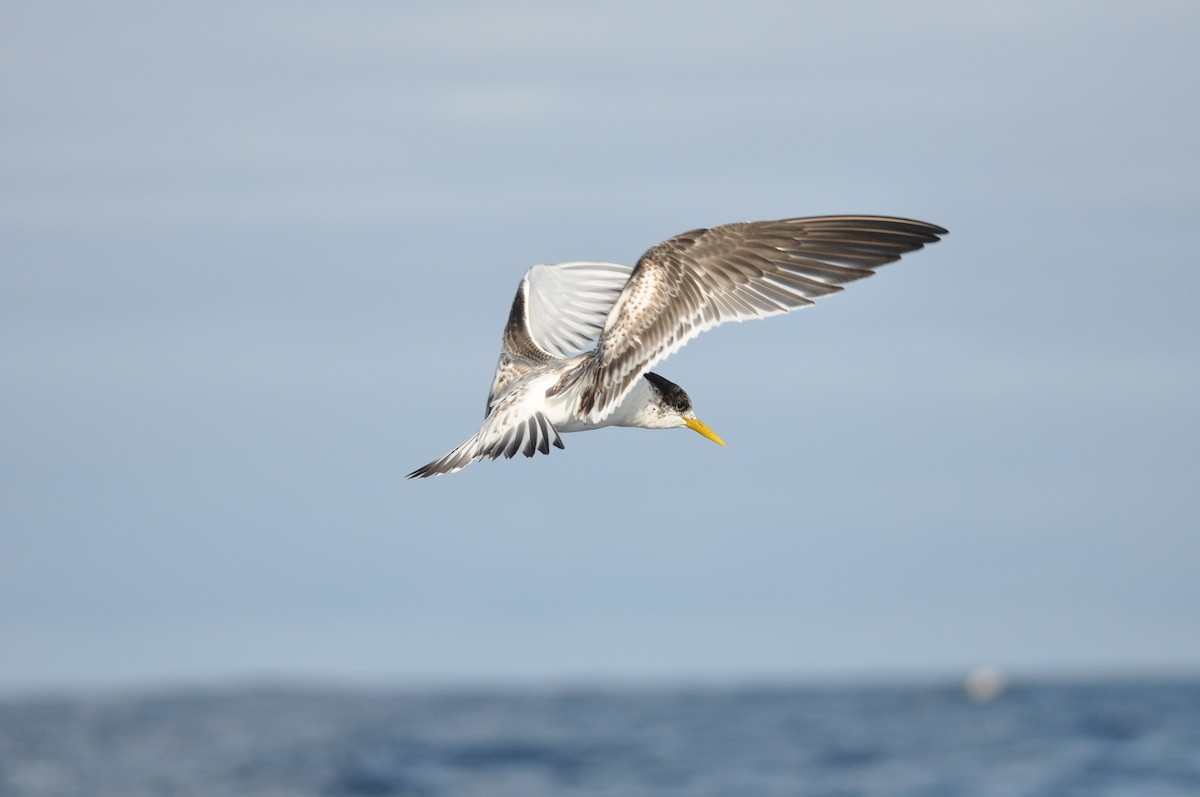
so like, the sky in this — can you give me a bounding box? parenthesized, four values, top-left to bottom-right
(2, 1, 1198, 693)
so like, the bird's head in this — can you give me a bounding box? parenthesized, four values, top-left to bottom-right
(642, 372, 726, 446)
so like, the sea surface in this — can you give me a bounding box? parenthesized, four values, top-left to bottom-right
(1, 679, 1198, 797)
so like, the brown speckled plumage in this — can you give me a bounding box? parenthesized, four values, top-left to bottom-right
(409, 215, 946, 478)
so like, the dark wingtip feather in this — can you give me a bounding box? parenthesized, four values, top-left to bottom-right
(406, 464, 433, 479)
(407, 411, 565, 479)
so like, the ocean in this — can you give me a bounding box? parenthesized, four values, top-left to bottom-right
(1, 679, 1197, 796)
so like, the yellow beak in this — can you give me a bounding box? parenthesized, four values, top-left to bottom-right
(684, 415, 727, 447)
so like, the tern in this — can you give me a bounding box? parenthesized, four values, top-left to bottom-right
(408, 215, 946, 478)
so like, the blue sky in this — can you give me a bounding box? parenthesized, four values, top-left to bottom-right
(3, 1, 1198, 692)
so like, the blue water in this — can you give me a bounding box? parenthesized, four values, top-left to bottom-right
(1, 680, 1198, 796)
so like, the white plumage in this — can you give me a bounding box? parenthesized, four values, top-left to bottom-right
(409, 215, 947, 478)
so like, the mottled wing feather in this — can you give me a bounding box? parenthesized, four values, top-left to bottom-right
(486, 261, 633, 414)
(573, 216, 948, 421)
(407, 385, 566, 479)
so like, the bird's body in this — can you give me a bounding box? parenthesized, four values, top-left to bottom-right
(408, 215, 947, 478)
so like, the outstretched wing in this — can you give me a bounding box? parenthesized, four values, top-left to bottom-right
(487, 261, 633, 411)
(570, 216, 948, 421)
(408, 381, 566, 479)
(521, 261, 635, 358)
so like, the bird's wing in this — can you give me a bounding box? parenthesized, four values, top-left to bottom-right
(408, 380, 566, 479)
(511, 261, 635, 359)
(487, 261, 633, 411)
(568, 216, 948, 422)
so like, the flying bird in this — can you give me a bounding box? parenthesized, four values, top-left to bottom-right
(408, 215, 947, 478)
